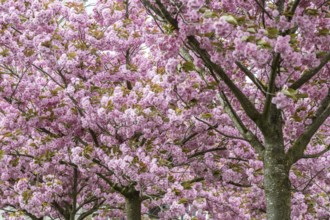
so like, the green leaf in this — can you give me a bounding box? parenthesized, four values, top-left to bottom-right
(22, 190, 32, 204)
(241, 35, 256, 42)
(23, 49, 35, 57)
(0, 48, 10, 57)
(67, 52, 77, 59)
(201, 113, 213, 119)
(318, 28, 329, 36)
(173, 138, 182, 145)
(0, 150, 4, 160)
(236, 16, 246, 25)
(305, 8, 318, 16)
(175, 107, 182, 115)
(150, 84, 164, 93)
(292, 113, 302, 122)
(221, 15, 238, 25)
(9, 157, 19, 167)
(283, 88, 298, 97)
(178, 198, 189, 204)
(163, 24, 176, 34)
(256, 39, 272, 49)
(168, 175, 175, 182)
(182, 61, 195, 72)
(189, 98, 198, 106)
(266, 28, 279, 38)
(203, 32, 215, 38)
(283, 88, 308, 101)
(247, 28, 256, 33)
(204, 10, 218, 18)
(296, 93, 308, 99)
(316, 51, 327, 58)
(83, 145, 93, 159)
(173, 188, 181, 196)
(181, 182, 193, 190)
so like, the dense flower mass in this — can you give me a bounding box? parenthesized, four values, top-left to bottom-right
(0, 0, 329, 219)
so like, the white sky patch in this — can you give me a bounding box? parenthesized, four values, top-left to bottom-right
(84, 0, 97, 14)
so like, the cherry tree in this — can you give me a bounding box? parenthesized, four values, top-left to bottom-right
(0, 0, 329, 219)
(0, 0, 239, 219)
(139, 0, 330, 219)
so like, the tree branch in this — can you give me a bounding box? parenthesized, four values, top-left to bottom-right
(188, 147, 227, 159)
(154, 0, 178, 29)
(276, 0, 285, 13)
(96, 173, 125, 195)
(140, 0, 167, 24)
(263, 53, 280, 118)
(287, 0, 301, 21)
(235, 61, 267, 96)
(76, 196, 98, 212)
(287, 90, 330, 164)
(301, 168, 325, 192)
(52, 201, 69, 219)
(227, 181, 252, 188)
(195, 117, 247, 141)
(302, 145, 330, 159)
(88, 128, 100, 148)
(218, 92, 265, 158)
(187, 35, 262, 123)
(143, 0, 261, 123)
(253, 0, 273, 19)
(70, 168, 78, 220)
(32, 64, 65, 89)
(77, 199, 105, 220)
(289, 51, 330, 90)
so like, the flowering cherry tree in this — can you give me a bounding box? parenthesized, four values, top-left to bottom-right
(0, 0, 329, 220)
(0, 0, 242, 219)
(140, 0, 330, 219)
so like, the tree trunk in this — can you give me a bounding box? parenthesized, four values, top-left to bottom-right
(125, 191, 141, 220)
(264, 146, 291, 220)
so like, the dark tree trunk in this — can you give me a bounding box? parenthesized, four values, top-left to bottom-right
(264, 147, 291, 220)
(125, 191, 141, 220)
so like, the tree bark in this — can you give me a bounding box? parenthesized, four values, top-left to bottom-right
(264, 143, 291, 220)
(125, 191, 141, 220)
